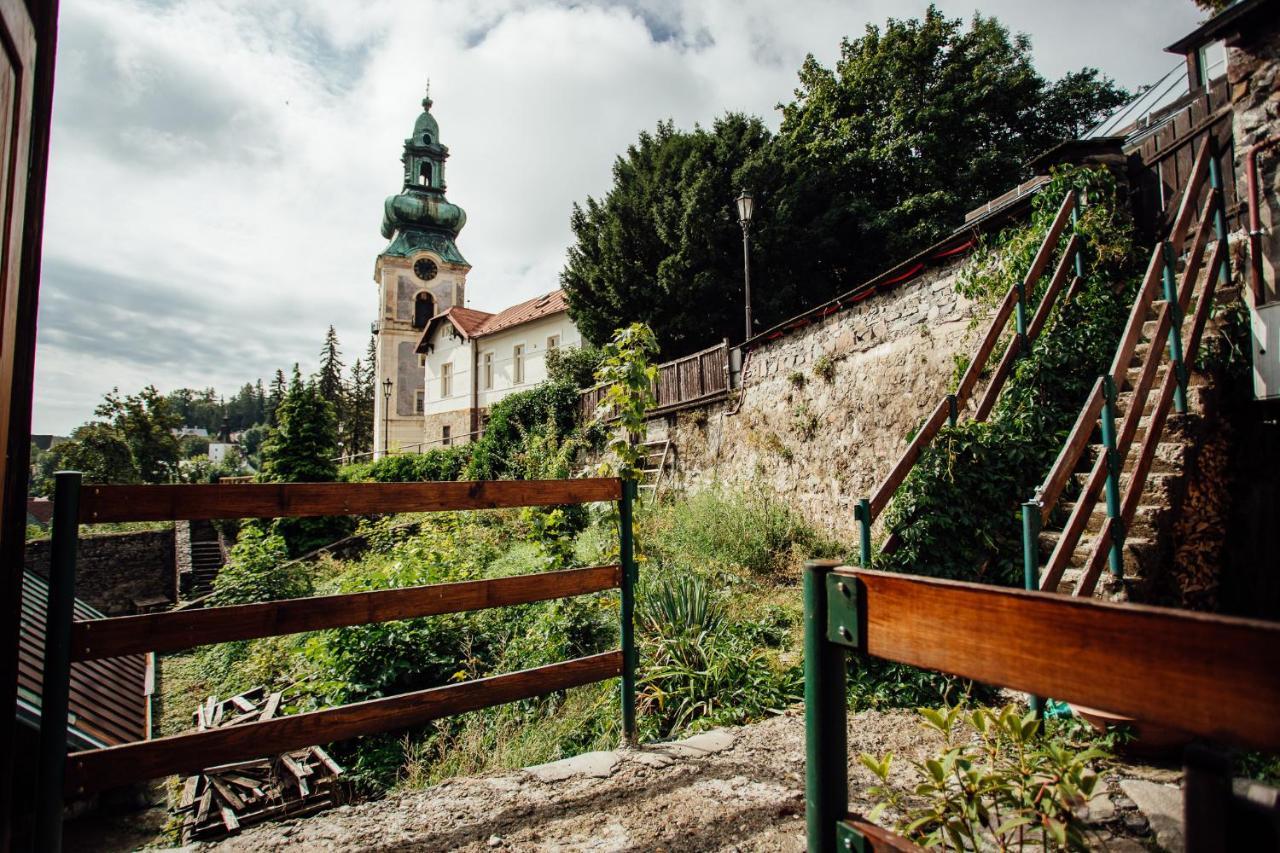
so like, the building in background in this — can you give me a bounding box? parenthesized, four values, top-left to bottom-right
(372, 91, 583, 456)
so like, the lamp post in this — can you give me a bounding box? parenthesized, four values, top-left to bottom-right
(736, 190, 755, 341)
(382, 377, 393, 458)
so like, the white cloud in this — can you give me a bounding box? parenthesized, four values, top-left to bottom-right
(33, 0, 1203, 433)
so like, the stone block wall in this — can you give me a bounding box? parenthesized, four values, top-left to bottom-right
(659, 261, 987, 541)
(26, 528, 176, 616)
(1229, 18, 1280, 302)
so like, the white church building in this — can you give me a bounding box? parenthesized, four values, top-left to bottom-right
(372, 90, 582, 456)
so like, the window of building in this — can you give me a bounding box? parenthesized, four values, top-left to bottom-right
(442, 425, 451, 446)
(418, 354, 426, 367)
(414, 389, 425, 414)
(547, 334, 560, 351)
(413, 291, 434, 329)
(513, 345, 524, 385)
(419, 162, 432, 187)
(482, 352, 494, 389)
(440, 362, 452, 398)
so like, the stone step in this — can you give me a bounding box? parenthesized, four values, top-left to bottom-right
(1036, 530, 1158, 575)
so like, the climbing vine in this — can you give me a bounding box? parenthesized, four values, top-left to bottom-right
(876, 166, 1141, 585)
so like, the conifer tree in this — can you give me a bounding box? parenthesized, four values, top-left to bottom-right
(258, 365, 338, 484)
(317, 326, 345, 410)
(266, 369, 287, 425)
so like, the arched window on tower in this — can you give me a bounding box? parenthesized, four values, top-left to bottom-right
(418, 162, 432, 187)
(414, 291, 435, 329)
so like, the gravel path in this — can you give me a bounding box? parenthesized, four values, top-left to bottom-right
(177, 708, 1164, 852)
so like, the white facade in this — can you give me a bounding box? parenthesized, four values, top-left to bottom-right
(418, 299, 583, 447)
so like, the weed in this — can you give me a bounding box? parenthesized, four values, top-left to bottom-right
(813, 353, 836, 383)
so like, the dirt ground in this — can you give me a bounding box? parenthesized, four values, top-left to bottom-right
(64, 707, 1163, 852)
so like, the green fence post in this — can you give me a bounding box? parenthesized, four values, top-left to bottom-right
(804, 560, 848, 853)
(37, 471, 82, 853)
(1020, 500, 1043, 717)
(619, 478, 637, 744)
(1015, 279, 1028, 355)
(946, 393, 958, 428)
(1207, 139, 1231, 288)
(855, 498, 871, 568)
(1162, 241, 1189, 413)
(1100, 377, 1124, 577)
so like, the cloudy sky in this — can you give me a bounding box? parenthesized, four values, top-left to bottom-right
(32, 0, 1205, 434)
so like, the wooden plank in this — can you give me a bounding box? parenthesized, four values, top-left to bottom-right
(868, 396, 950, 519)
(1037, 378, 1104, 519)
(260, 692, 281, 721)
(841, 569, 1280, 751)
(955, 285, 1020, 404)
(77, 478, 625, 523)
(841, 815, 926, 852)
(1167, 140, 1211, 254)
(72, 564, 621, 661)
(1039, 451, 1107, 593)
(1108, 246, 1164, 388)
(1072, 516, 1115, 598)
(65, 651, 622, 795)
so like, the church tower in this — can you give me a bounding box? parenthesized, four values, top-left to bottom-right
(372, 88, 470, 457)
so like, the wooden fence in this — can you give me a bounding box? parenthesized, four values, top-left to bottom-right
(579, 341, 731, 421)
(1129, 77, 1241, 243)
(803, 563, 1280, 851)
(33, 475, 637, 852)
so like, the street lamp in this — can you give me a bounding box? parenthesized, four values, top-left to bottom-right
(736, 189, 755, 341)
(382, 377, 393, 457)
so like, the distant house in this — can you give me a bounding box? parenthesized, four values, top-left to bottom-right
(416, 290, 581, 447)
(174, 427, 209, 439)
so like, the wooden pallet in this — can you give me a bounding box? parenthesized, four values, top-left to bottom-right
(175, 688, 343, 843)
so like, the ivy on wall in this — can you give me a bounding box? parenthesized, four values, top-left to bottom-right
(875, 166, 1141, 585)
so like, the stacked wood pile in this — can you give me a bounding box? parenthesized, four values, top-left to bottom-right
(174, 688, 343, 843)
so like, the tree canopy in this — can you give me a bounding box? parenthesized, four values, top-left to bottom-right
(561, 6, 1129, 357)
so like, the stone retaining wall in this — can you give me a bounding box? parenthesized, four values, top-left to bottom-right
(26, 528, 176, 616)
(657, 260, 987, 541)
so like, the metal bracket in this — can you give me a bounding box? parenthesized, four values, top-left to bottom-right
(836, 821, 870, 852)
(826, 573, 859, 648)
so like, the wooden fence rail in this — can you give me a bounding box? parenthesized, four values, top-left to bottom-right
(36, 476, 637, 851)
(803, 562, 1280, 852)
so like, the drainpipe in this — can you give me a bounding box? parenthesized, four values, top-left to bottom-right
(1246, 134, 1280, 304)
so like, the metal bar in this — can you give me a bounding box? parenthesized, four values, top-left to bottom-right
(618, 479, 637, 744)
(37, 471, 83, 853)
(1015, 280, 1028, 355)
(1072, 200, 1086, 278)
(804, 560, 848, 853)
(1100, 377, 1124, 577)
(946, 394, 957, 427)
(1020, 501, 1043, 716)
(1207, 138, 1232, 288)
(1162, 241, 1189, 413)
(857, 498, 872, 567)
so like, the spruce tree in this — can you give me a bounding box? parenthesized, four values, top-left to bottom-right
(317, 326, 345, 410)
(258, 365, 338, 484)
(266, 369, 287, 425)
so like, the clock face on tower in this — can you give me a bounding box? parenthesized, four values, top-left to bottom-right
(414, 258, 439, 281)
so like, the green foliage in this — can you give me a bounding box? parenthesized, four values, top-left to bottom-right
(877, 166, 1138, 584)
(32, 423, 138, 494)
(643, 485, 843, 575)
(209, 524, 310, 606)
(561, 8, 1128, 355)
(177, 449, 249, 484)
(258, 366, 340, 484)
(636, 572, 799, 738)
(464, 381, 581, 481)
(592, 323, 658, 480)
(812, 354, 836, 383)
(339, 446, 472, 483)
(95, 385, 183, 482)
(861, 705, 1108, 850)
(545, 344, 604, 388)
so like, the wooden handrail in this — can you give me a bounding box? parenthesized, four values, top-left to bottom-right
(78, 478, 624, 523)
(1107, 246, 1165, 389)
(1039, 450, 1108, 591)
(65, 651, 623, 795)
(70, 564, 622, 661)
(974, 234, 1080, 421)
(868, 396, 950, 519)
(1167, 139, 1213, 255)
(1036, 377, 1105, 519)
(837, 568, 1280, 751)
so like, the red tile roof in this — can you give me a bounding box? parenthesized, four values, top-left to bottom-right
(474, 290, 567, 337)
(442, 306, 493, 336)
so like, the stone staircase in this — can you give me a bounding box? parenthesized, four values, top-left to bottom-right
(180, 519, 227, 599)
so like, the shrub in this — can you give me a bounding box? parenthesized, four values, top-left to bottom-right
(546, 344, 604, 388)
(210, 523, 310, 606)
(338, 445, 471, 483)
(464, 380, 581, 480)
(861, 705, 1108, 851)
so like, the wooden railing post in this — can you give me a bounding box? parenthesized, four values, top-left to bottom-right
(618, 479, 638, 744)
(1207, 137, 1232, 288)
(37, 471, 82, 853)
(1162, 240, 1190, 413)
(803, 560, 848, 853)
(1100, 377, 1125, 577)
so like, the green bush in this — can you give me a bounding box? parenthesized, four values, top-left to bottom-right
(338, 445, 471, 483)
(546, 344, 604, 388)
(210, 523, 310, 606)
(464, 380, 581, 480)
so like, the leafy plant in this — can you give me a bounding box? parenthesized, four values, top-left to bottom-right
(339, 445, 472, 483)
(861, 705, 1109, 850)
(791, 403, 820, 441)
(813, 354, 837, 383)
(787, 370, 806, 388)
(592, 322, 658, 480)
(209, 524, 310, 606)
